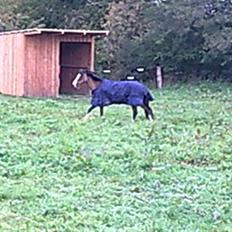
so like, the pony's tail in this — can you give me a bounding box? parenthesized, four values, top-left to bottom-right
(146, 91, 154, 102)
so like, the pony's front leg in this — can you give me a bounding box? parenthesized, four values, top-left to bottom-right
(83, 105, 96, 121)
(131, 106, 138, 121)
(100, 106, 104, 116)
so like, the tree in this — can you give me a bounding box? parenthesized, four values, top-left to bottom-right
(102, 0, 148, 77)
(1, 0, 232, 81)
(101, 0, 232, 81)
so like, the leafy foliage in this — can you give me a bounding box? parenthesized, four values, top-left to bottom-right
(102, 0, 232, 81)
(1, 0, 232, 81)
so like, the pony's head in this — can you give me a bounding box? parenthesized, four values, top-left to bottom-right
(72, 69, 102, 88)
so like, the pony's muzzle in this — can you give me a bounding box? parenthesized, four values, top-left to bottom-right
(72, 84, 80, 89)
(72, 79, 79, 89)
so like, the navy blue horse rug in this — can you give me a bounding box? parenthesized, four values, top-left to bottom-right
(92, 79, 153, 107)
(72, 70, 154, 120)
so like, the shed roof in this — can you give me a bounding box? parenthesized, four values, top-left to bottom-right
(0, 28, 109, 37)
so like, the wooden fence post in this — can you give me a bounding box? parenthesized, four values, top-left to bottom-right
(156, 64, 163, 89)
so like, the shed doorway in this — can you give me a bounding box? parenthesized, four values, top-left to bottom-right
(59, 42, 91, 95)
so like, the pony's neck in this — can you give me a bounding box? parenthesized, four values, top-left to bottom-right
(86, 77, 101, 91)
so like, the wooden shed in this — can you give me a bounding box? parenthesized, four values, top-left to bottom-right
(0, 28, 108, 97)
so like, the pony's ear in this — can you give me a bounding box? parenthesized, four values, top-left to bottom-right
(79, 68, 87, 74)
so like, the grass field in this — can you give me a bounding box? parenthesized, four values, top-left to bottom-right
(0, 82, 231, 232)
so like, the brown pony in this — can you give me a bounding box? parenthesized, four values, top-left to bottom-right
(72, 69, 154, 121)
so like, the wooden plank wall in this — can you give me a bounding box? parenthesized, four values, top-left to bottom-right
(24, 34, 59, 97)
(0, 34, 25, 96)
(90, 36, 95, 71)
(24, 33, 93, 97)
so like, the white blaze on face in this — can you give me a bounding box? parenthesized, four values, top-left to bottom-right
(72, 73, 82, 88)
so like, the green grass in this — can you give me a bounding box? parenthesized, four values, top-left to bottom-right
(0, 82, 232, 232)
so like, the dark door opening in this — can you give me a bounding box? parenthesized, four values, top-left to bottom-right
(59, 42, 91, 95)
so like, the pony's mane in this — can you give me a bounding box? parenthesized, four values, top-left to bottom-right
(86, 70, 103, 81)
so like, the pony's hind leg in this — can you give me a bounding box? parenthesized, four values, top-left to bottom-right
(143, 98, 154, 121)
(141, 104, 154, 121)
(132, 106, 138, 121)
(148, 106, 154, 120)
(144, 107, 150, 119)
(142, 105, 150, 120)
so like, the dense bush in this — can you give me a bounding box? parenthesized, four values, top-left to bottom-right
(1, 0, 232, 82)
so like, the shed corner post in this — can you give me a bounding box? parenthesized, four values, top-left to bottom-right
(90, 36, 95, 71)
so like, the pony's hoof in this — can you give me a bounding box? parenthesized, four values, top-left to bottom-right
(82, 114, 90, 121)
